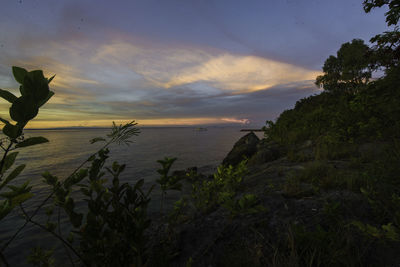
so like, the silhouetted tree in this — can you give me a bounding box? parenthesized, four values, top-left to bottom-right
(364, 0, 400, 69)
(316, 39, 372, 92)
(363, 0, 400, 26)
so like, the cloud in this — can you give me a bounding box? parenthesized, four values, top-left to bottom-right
(163, 53, 320, 92)
(0, 31, 321, 128)
(221, 118, 250, 124)
(90, 39, 320, 93)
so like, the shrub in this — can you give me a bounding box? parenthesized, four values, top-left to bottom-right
(191, 160, 248, 213)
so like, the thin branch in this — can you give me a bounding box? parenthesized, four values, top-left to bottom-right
(1, 190, 54, 252)
(0, 141, 14, 181)
(1, 140, 114, 252)
(19, 205, 89, 267)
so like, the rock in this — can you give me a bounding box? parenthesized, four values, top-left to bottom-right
(248, 139, 284, 166)
(222, 132, 260, 166)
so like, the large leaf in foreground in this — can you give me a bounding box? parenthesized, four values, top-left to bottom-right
(16, 137, 49, 148)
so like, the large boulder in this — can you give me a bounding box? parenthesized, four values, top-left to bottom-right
(222, 132, 260, 166)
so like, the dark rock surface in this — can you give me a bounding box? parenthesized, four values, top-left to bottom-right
(222, 132, 260, 166)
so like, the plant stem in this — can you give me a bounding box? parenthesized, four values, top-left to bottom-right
(19, 205, 89, 267)
(1, 140, 114, 252)
(1, 190, 54, 252)
(0, 141, 13, 181)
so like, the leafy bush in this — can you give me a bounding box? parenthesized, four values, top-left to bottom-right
(191, 160, 248, 213)
(42, 149, 153, 266)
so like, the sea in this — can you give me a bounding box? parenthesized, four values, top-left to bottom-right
(0, 126, 263, 265)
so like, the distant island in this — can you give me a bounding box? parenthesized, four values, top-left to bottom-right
(240, 128, 264, 132)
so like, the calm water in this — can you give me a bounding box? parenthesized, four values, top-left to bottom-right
(0, 127, 261, 265)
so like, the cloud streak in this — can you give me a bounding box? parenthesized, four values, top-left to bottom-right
(0, 0, 386, 128)
(0, 34, 321, 127)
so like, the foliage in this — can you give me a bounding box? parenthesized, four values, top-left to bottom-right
(0, 66, 53, 232)
(287, 223, 369, 267)
(363, 0, 400, 26)
(2, 1, 400, 265)
(265, 65, 400, 155)
(315, 39, 372, 92)
(265, 1, 400, 152)
(156, 157, 183, 213)
(364, 1, 400, 69)
(168, 197, 189, 225)
(0, 108, 148, 266)
(191, 160, 248, 213)
(351, 221, 399, 241)
(222, 193, 266, 218)
(369, 29, 400, 68)
(39, 123, 152, 266)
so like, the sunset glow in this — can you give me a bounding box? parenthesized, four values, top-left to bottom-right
(0, 0, 388, 128)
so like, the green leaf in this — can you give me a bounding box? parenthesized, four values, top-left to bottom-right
(10, 96, 39, 123)
(24, 70, 50, 102)
(1, 152, 19, 174)
(73, 169, 88, 184)
(0, 89, 17, 103)
(382, 223, 399, 241)
(2, 123, 22, 139)
(42, 171, 58, 186)
(134, 179, 145, 191)
(38, 91, 54, 107)
(89, 137, 106, 144)
(12, 66, 28, 84)
(16, 136, 49, 148)
(0, 200, 12, 220)
(69, 212, 83, 228)
(47, 74, 56, 84)
(11, 192, 34, 207)
(0, 164, 26, 190)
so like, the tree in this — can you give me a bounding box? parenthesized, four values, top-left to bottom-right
(315, 39, 372, 92)
(363, 0, 400, 26)
(363, 0, 400, 69)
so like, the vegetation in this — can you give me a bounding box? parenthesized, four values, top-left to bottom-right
(156, 157, 183, 214)
(256, 1, 400, 266)
(1, 0, 400, 266)
(191, 160, 248, 214)
(0, 66, 154, 266)
(315, 39, 372, 93)
(0, 67, 255, 266)
(0, 67, 54, 264)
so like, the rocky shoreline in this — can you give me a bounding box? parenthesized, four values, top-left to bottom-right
(147, 132, 400, 267)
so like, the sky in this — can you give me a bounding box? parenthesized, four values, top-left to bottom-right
(0, 0, 390, 128)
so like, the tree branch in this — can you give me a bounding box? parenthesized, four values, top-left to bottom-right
(19, 204, 88, 267)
